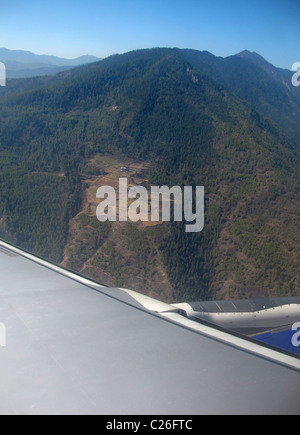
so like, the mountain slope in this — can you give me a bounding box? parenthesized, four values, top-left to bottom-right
(0, 48, 299, 302)
(0, 48, 101, 78)
(182, 49, 300, 147)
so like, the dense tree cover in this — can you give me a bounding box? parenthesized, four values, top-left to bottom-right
(0, 48, 299, 301)
(182, 49, 300, 150)
(0, 169, 77, 261)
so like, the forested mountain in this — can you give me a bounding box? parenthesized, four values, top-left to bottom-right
(183, 49, 300, 146)
(0, 47, 299, 302)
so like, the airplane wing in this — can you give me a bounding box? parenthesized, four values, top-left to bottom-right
(0, 239, 299, 415)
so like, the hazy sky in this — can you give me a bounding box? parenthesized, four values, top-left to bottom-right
(0, 0, 299, 68)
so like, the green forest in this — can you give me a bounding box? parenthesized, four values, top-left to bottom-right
(0, 48, 299, 302)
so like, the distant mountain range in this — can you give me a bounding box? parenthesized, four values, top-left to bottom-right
(0, 48, 101, 78)
(0, 47, 299, 302)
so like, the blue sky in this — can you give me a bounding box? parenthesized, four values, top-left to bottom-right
(0, 0, 299, 68)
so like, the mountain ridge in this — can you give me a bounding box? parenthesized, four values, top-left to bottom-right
(0, 47, 100, 65)
(182, 48, 300, 147)
(0, 48, 101, 78)
(0, 47, 299, 302)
